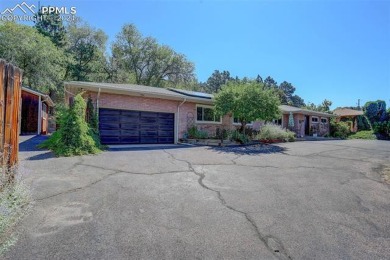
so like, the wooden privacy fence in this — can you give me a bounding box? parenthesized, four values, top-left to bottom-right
(0, 59, 22, 176)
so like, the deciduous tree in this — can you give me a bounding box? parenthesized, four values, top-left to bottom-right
(0, 22, 65, 95)
(66, 19, 108, 82)
(214, 82, 280, 132)
(112, 24, 195, 87)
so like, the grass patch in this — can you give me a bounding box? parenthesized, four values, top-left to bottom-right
(348, 130, 377, 140)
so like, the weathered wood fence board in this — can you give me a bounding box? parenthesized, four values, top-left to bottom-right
(0, 59, 22, 175)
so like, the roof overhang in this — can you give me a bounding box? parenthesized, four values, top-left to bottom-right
(22, 86, 54, 107)
(64, 81, 214, 105)
(280, 107, 334, 117)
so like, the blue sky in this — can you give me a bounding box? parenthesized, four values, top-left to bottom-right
(1, 0, 390, 109)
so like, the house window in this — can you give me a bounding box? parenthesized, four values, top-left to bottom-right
(196, 105, 221, 123)
(233, 117, 253, 125)
(321, 118, 327, 123)
(272, 119, 282, 125)
(311, 116, 319, 123)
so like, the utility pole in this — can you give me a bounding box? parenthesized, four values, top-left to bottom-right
(357, 99, 361, 110)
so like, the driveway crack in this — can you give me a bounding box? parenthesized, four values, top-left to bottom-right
(163, 150, 292, 259)
(34, 164, 192, 201)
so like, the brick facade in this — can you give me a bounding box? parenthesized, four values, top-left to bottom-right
(83, 91, 231, 142)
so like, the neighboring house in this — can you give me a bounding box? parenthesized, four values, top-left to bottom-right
(21, 87, 54, 135)
(333, 108, 364, 132)
(279, 105, 332, 137)
(64, 82, 332, 144)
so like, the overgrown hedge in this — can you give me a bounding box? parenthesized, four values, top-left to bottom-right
(40, 94, 103, 156)
(330, 119, 350, 139)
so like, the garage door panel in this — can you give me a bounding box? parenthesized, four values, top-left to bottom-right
(158, 118, 174, 124)
(100, 116, 120, 123)
(100, 122, 120, 129)
(99, 108, 174, 145)
(100, 136, 120, 144)
(140, 118, 158, 124)
(140, 137, 158, 144)
(140, 130, 158, 136)
(158, 130, 173, 136)
(100, 129, 121, 136)
(120, 137, 140, 144)
(120, 130, 139, 136)
(121, 123, 139, 130)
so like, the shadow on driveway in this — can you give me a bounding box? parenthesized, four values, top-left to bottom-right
(19, 135, 55, 160)
(108, 144, 195, 152)
(208, 144, 287, 155)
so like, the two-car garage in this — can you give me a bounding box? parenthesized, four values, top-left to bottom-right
(99, 108, 175, 145)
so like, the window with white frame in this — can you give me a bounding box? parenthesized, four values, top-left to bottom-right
(321, 118, 328, 123)
(311, 116, 319, 123)
(196, 105, 221, 123)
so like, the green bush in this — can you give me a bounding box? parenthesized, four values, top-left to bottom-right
(40, 94, 103, 156)
(186, 125, 209, 139)
(373, 121, 390, 138)
(0, 172, 31, 255)
(231, 130, 249, 144)
(330, 119, 350, 139)
(348, 130, 377, 140)
(257, 124, 295, 142)
(357, 115, 371, 131)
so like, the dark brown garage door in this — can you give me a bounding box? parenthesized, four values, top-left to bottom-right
(99, 108, 175, 144)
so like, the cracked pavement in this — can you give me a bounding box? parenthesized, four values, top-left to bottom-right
(5, 136, 390, 259)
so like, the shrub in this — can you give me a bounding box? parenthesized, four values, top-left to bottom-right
(257, 124, 295, 142)
(373, 121, 390, 139)
(231, 130, 249, 144)
(330, 119, 350, 139)
(357, 115, 371, 131)
(186, 125, 208, 139)
(40, 94, 103, 156)
(364, 100, 387, 124)
(216, 128, 229, 140)
(0, 169, 32, 255)
(348, 130, 377, 140)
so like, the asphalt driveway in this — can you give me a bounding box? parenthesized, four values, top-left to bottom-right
(5, 136, 390, 259)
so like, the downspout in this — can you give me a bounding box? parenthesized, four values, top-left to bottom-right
(37, 95, 42, 135)
(176, 98, 187, 144)
(96, 88, 101, 115)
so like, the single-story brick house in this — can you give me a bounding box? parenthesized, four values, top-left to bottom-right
(21, 87, 54, 135)
(279, 105, 333, 137)
(64, 81, 332, 144)
(333, 108, 364, 132)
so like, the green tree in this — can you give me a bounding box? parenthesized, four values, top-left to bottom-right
(364, 100, 387, 124)
(34, 10, 66, 48)
(290, 95, 306, 107)
(214, 82, 281, 132)
(304, 99, 333, 112)
(112, 24, 195, 87)
(66, 19, 108, 82)
(264, 76, 278, 88)
(0, 22, 65, 95)
(319, 99, 332, 112)
(205, 70, 233, 93)
(278, 81, 296, 104)
(255, 74, 263, 83)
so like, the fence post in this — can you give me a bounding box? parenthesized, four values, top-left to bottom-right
(0, 60, 5, 168)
